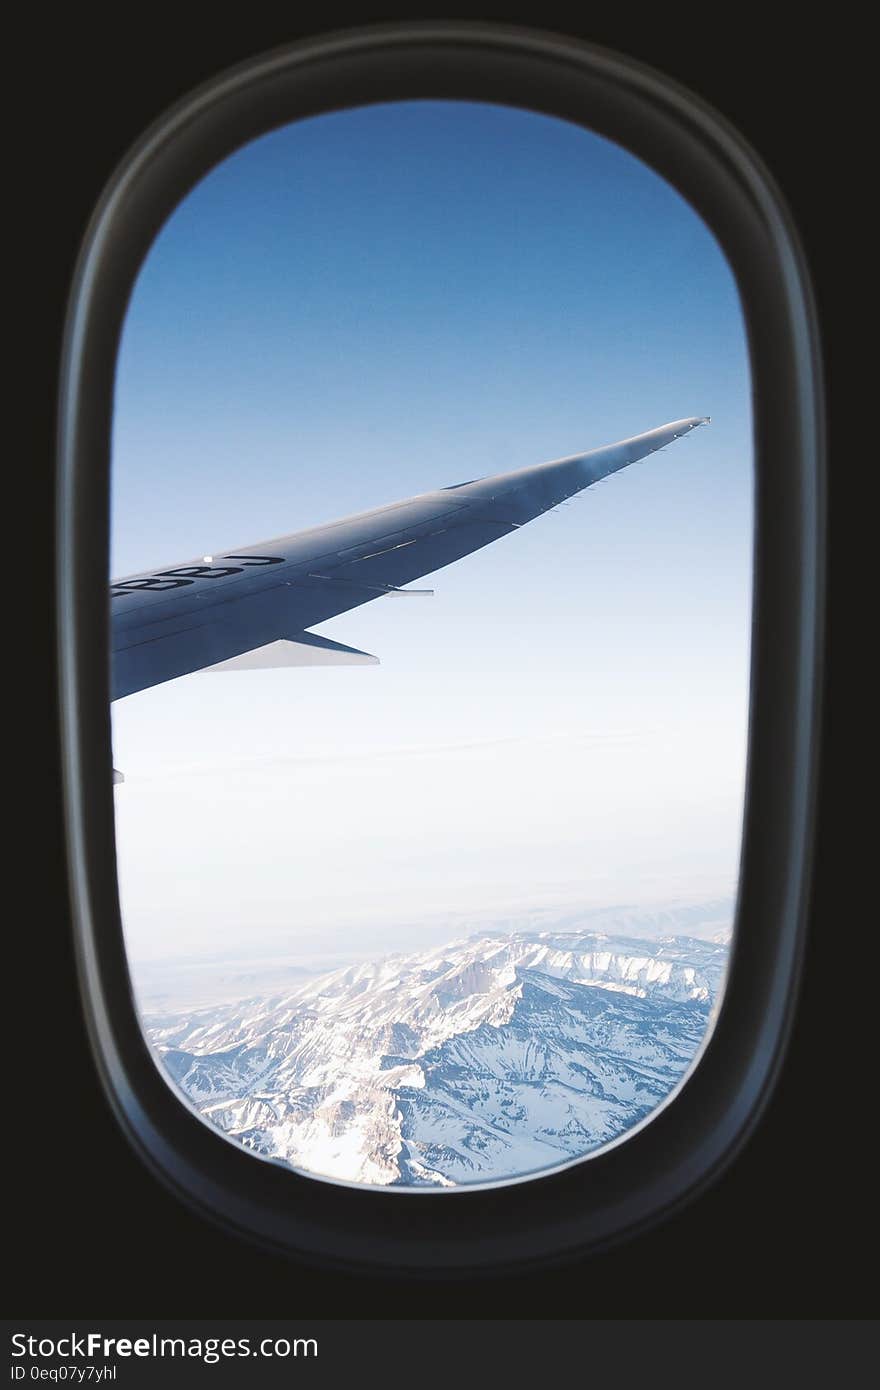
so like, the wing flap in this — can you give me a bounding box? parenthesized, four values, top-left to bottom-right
(205, 634, 378, 670)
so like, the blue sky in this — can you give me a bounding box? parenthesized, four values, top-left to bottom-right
(111, 101, 752, 969)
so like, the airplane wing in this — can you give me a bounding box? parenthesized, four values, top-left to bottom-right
(111, 417, 708, 700)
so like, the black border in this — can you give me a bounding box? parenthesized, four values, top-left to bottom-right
(57, 21, 824, 1275)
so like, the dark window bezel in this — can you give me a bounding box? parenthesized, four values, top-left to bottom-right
(57, 21, 824, 1275)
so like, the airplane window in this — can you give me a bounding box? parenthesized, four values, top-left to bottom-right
(109, 99, 752, 1191)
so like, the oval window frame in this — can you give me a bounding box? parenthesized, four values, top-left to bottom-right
(57, 21, 824, 1274)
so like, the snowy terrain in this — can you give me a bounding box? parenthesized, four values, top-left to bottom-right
(144, 928, 729, 1187)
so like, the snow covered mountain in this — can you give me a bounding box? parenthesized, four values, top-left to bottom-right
(144, 929, 728, 1188)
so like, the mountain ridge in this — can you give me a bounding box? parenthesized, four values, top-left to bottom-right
(145, 928, 726, 1187)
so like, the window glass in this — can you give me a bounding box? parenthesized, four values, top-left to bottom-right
(111, 101, 751, 1188)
